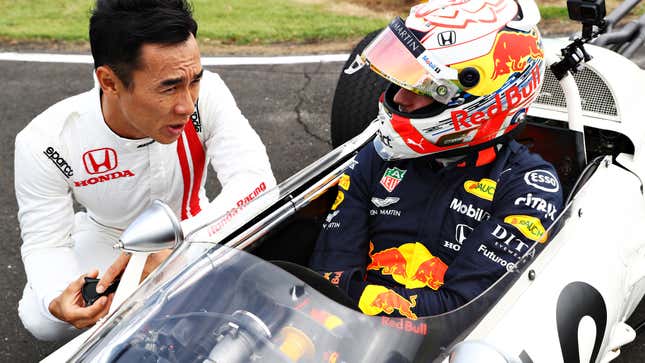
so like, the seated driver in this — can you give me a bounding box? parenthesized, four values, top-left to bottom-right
(310, 0, 563, 319)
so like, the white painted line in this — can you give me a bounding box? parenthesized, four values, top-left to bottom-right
(0, 52, 350, 65)
(0, 53, 93, 64)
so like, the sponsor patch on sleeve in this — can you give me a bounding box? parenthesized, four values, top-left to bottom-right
(504, 214, 548, 242)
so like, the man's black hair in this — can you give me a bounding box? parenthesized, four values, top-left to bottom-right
(90, 0, 198, 87)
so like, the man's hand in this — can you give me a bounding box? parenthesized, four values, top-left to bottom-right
(48, 269, 114, 329)
(96, 249, 173, 294)
(97, 252, 131, 294)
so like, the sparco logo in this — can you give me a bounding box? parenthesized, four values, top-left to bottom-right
(43, 147, 73, 178)
(83, 148, 118, 174)
(190, 103, 202, 132)
(450, 198, 491, 221)
(524, 169, 559, 192)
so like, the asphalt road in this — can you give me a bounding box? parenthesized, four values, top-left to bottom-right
(1, 47, 644, 362)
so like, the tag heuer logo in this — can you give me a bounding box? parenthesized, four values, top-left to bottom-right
(380, 167, 406, 192)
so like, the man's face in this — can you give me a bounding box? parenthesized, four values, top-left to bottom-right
(112, 34, 203, 144)
(393, 87, 434, 113)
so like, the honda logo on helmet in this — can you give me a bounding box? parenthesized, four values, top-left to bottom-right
(437, 31, 456, 46)
(83, 148, 118, 174)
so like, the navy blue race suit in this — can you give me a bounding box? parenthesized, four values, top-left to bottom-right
(309, 140, 563, 319)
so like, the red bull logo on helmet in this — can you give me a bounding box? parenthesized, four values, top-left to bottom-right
(359, 285, 419, 319)
(451, 64, 541, 132)
(367, 242, 448, 290)
(492, 30, 543, 80)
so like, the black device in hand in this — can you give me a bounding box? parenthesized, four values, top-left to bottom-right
(82, 277, 120, 306)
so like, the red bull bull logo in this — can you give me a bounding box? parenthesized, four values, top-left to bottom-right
(492, 31, 543, 80)
(367, 242, 447, 290)
(367, 243, 408, 277)
(410, 258, 449, 290)
(359, 285, 419, 319)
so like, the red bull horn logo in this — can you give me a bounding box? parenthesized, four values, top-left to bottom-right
(359, 285, 419, 319)
(367, 242, 448, 290)
(492, 30, 543, 80)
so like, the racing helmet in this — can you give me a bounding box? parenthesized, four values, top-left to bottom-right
(354, 0, 545, 160)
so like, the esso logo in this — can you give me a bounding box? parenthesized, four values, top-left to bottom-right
(524, 169, 559, 192)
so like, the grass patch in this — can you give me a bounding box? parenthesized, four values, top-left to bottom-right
(0, 0, 642, 44)
(193, 1, 387, 44)
(0, 0, 388, 44)
(540, 6, 570, 20)
(0, 0, 93, 40)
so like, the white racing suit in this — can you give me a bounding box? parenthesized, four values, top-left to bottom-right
(14, 70, 276, 340)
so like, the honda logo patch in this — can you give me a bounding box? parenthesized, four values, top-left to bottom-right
(437, 31, 456, 46)
(83, 148, 118, 174)
(455, 224, 473, 244)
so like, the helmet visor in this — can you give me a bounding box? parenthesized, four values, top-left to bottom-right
(361, 17, 460, 104)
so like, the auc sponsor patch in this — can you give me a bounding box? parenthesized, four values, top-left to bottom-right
(504, 214, 547, 242)
(463, 178, 496, 201)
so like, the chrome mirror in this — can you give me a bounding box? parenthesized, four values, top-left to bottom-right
(114, 200, 184, 252)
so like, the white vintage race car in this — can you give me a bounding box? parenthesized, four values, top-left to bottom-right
(46, 2, 645, 362)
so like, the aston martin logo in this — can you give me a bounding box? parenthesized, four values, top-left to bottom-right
(371, 197, 401, 208)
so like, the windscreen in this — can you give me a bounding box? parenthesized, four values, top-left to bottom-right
(71, 201, 574, 363)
